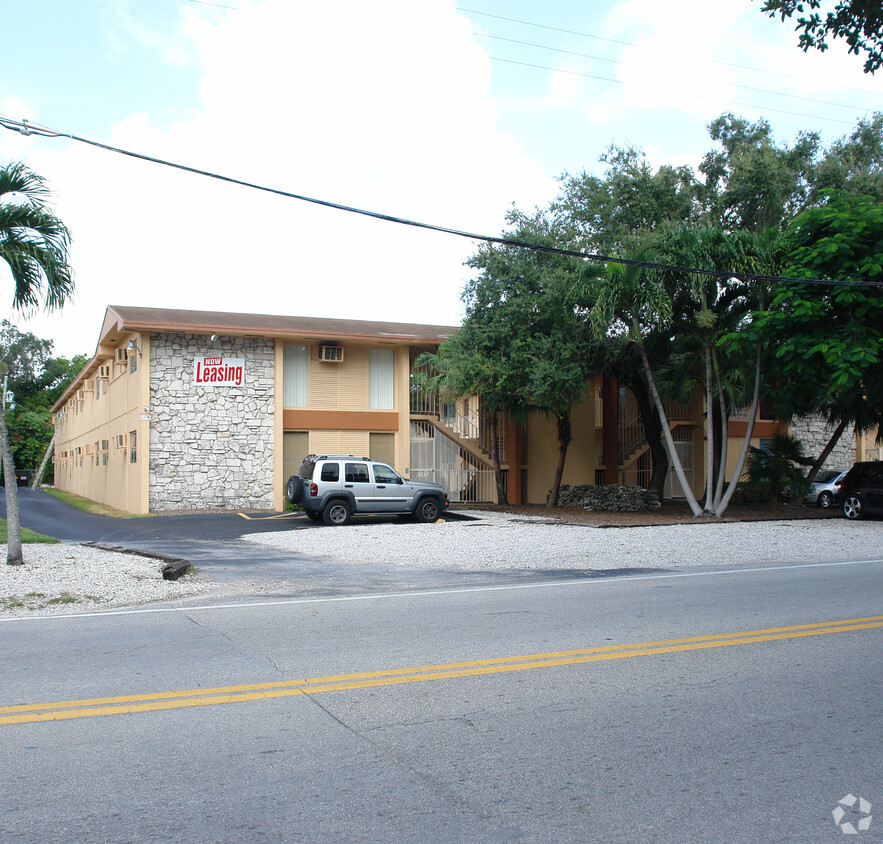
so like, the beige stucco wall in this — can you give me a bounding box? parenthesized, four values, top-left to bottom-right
(53, 336, 150, 513)
(523, 397, 599, 505)
(281, 343, 411, 477)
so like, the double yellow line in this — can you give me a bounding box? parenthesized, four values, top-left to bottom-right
(3, 616, 881, 725)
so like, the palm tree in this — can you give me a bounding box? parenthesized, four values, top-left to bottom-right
(1, 162, 74, 564)
(744, 432, 813, 504)
(583, 251, 710, 515)
(655, 226, 783, 516)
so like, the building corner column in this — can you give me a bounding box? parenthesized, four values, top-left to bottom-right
(603, 375, 619, 485)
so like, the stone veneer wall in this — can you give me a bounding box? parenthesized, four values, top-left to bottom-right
(149, 333, 275, 511)
(791, 414, 855, 471)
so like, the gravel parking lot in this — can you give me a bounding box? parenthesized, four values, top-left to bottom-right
(2, 510, 880, 618)
(243, 509, 882, 570)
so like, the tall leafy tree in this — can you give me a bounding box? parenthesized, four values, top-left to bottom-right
(812, 113, 883, 203)
(758, 0, 883, 73)
(698, 114, 821, 230)
(555, 113, 879, 501)
(463, 213, 598, 506)
(422, 213, 596, 506)
(740, 193, 883, 477)
(0, 162, 75, 565)
(417, 321, 517, 505)
(555, 145, 700, 253)
(0, 322, 87, 485)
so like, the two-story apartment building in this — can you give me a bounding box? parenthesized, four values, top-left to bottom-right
(51, 305, 869, 514)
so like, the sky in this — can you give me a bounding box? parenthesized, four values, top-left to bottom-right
(1, 0, 880, 359)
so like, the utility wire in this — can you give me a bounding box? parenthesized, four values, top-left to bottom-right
(489, 57, 861, 127)
(475, 33, 865, 113)
(457, 6, 875, 97)
(1, 115, 880, 289)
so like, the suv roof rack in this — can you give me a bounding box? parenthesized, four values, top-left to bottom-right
(306, 454, 371, 461)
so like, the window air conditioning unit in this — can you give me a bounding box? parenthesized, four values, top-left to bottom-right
(115, 348, 127, 362)
(97, 365, 111, 379)
(318, 345, 344, 363)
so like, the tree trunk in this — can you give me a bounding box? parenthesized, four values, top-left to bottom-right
(807, 418, 850, 484)
(712, 367, 728, 511)
(637, 342, 703, 516)
(32, 431, 56, 490)
(0, 416, 23, 565)
(703, 338, 715, 514)
(715, 345, 763, 516)
(547, 411, 571, 508)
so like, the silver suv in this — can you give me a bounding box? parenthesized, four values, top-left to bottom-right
(286, 455, 449, 526)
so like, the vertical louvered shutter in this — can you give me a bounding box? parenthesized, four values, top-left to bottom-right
(283, 344, 309, 407)
(369, 348, 395, 409)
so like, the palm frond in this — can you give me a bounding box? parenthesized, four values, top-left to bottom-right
(0, 162, 74, 312)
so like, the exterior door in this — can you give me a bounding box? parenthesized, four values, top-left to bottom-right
(369, 462, 409, 512)
(344, 461, 375, 512)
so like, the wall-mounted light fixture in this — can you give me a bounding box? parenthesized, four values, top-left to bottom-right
(126, 339, 142, 358)
(210, 335, 218, 342)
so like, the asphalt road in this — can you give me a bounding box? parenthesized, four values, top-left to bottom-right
(2, 557, 881, 842)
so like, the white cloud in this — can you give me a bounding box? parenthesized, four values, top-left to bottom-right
(3, 0, 557, 357)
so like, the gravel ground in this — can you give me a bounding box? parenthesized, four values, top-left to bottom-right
(244, 509, 883, 570)
(0, 545, 239, 619)
(2, 510, 880, 619)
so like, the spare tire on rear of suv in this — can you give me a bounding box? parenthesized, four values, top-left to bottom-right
(286, 476, 302, 504)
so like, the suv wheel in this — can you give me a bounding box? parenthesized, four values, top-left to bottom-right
(817, 491, 833, 508)
(286, 477, 302, 504)
(842, 494, 863, 520)
(414, 498, 441, 523)
(323, 499, 352, 526)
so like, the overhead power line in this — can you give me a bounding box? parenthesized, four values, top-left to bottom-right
(1, 115, 880, 289)
(475, 33, 863, 113)
(489, 57, 860, 127)
(457, 6, 875, 97)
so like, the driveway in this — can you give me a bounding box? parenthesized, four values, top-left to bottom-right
(1, 488, 481, 590)
(2, 487, 336, 581)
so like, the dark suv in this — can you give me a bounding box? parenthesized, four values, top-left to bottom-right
(287, 455, 449, 526)
(839, 461, 883, 520)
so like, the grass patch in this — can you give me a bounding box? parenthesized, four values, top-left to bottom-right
(47, 593, 77, 605)
(46, 592, 77, 606)
(42, 488, 151, 518)
(0, 520, 59, 544)
(1, 592, 105, 612)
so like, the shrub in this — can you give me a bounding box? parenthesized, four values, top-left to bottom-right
(554, 484, 661, 511)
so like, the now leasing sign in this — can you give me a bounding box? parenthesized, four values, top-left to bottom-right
(194, 357, 245, 386)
